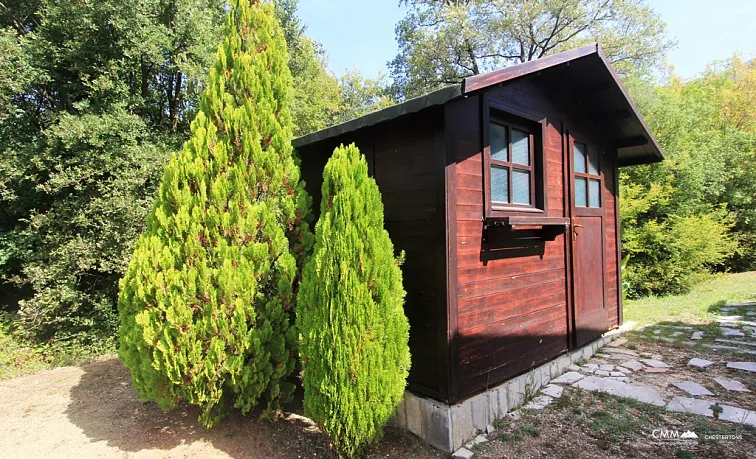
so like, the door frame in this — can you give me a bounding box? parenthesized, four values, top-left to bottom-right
(564, 126, 609, 348)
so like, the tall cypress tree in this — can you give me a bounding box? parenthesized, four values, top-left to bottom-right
(117, 0, 311, 427)
(297, 144, 410, 457)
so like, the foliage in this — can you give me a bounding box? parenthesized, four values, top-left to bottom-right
(0, 0, 226, 347)
(620, 57, 755, 297)
(297, 144, 410, 457)
(117, 0, 312, 427)
(0, 312, 115, 380)
(390, 0, 674, 98)
(0, 0, 392, 355)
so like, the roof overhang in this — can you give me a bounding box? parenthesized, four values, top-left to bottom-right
(462, 44, 663, 166)
(294, 44, 663, 166)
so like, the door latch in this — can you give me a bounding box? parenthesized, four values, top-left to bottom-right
(572, 218, 584, 241)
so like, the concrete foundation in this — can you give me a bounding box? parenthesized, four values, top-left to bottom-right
(389, 328, 626, 452)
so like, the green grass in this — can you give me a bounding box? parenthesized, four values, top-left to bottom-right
(624, 271, 756, 327)
(0, 320, 49, 379)
(0, 315, 115, 380)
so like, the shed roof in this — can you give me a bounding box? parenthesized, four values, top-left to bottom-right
(293, 44, 663, 167)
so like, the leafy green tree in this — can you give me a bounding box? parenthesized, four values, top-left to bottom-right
(297, 144, 410, 457)
(619, 58, 754, 296)
(0, 0, 225, 345)
(118, 0, 312, 426)
(390, 0, 674, 98)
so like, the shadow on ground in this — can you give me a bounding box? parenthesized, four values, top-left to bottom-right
(64, 357, 330, 458)
(64, 357, 439, 458)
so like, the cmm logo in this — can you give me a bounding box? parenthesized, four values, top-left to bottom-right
(652, 429, 698, 440)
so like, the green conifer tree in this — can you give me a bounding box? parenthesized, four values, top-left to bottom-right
(117, 0, 311, 427)
(297, 144, 411, 458)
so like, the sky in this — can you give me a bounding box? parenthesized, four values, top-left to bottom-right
(297, 0, 756, 81)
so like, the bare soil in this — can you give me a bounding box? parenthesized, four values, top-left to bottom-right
(0, 356, 444, 459)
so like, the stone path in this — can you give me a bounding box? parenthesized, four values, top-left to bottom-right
(528, 306, 756, 430)
(453, 303, 756, 458)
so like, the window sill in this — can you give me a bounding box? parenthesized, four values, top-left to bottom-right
(485, 216, 570, 241)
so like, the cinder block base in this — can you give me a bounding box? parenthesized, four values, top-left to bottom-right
(389, 325, 632, 452)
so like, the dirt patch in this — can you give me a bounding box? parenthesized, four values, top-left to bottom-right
(474, 388, 755, 459)
(0, 356, 444, 459)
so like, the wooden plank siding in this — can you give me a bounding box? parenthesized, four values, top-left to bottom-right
(296, 108, 449, 401)
(446, 77, 621, 401)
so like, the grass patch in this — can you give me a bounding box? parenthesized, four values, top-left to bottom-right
(497, 416, 541, 443)
(0, 314, 114, 380)
(624, 272, 756, 327)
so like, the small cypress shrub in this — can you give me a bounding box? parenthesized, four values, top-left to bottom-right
(117, 0, 311, 427)
(297, 144, 411, 457)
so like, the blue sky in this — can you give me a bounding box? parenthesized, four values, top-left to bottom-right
(297, 0, 756, 81)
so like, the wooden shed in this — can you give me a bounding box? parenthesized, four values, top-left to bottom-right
(294, 44, 663, 408)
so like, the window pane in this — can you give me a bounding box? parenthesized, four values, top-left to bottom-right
(491, 165, 509, 203)
(589, 179, 601, 208)
(511, 128, 529, 165)
(588, 145, 600, 175)
(491, 123, 508, 162)
(574, 142, 587, 173)
(575, 177, 587, 207)
(512, 169, 531, 205)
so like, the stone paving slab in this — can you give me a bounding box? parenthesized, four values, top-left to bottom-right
(641, 359, 671, 368)
(719, 405, 756, 427)
(595, 370, 610, 376)
(727, 362, 756, 372)
(644, 367, 670, 373)
(666, 397, 716, 417)
(715, 338, 756, 347)
(721, 327, 745, 337)
(607, 337, 628, 347)
(671, 381, 714, 396)
(688, 358, 715, 368)
(714, 377, 750, 392)
(619, 360, 646, 371)
(691, 331, 704, 340)
(656, 324, 694, 330)
(523, 395, 553, 410)
(727, 302, 756, 307)
(704, 344, 756, 355)
(600, 347, 639, 357)
(600, 353, 630, 361)
(452, 447, 474, 459)
(573, 376, 665, 406)
(541, 384, 564, 398)
(551, 371, 585, 385)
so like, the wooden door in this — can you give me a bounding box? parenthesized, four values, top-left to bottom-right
(568, 133, 608, 347)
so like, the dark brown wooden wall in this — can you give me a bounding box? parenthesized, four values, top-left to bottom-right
(296, 108, 449, 400)
(446, 77, 621, 402)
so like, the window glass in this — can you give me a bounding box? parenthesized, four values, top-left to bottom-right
(588, 145, 600, 175)
(490, 123, 508, 162)
(589, 179, 601, 208)
(512, 169, 531, 205)
(574, 142, 587, 174)
(511, 128, 529, 166)
(491, 164, 509, 203)
(575, 177, 587, 207)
